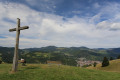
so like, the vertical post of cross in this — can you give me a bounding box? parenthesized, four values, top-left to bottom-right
(9, 18, 29, 72)
(12, 18, 20, 72)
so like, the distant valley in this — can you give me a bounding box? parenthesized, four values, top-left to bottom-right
(0, 46, 120, 66)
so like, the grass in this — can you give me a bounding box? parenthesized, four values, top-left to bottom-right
(88, 59, 120, 72)
(0, 64, 120, 80)
(0, 64, 11, 74)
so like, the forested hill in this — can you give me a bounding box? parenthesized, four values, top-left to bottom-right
(0, 47, 23, 63)
(0, 46, 120, 66)
(24, 46, 120, 58)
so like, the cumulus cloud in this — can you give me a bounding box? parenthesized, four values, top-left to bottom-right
(0, 2, 120, 48)
(97, 21, 120, 31)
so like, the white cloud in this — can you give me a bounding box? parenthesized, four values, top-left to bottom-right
(97, 21, 120, 30)
(0, 2, 120, 48)
(93, 3, 100, 9)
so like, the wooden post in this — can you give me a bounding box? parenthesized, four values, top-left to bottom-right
(12, 18, 20, 72)
(9, 18, 29, 72)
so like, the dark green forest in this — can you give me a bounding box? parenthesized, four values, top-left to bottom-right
(0, 46, 120, 66)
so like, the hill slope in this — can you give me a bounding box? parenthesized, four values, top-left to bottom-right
(0, 64, 120, 80)
(88, 59, 120, 72)
(0, 47, 23, 63)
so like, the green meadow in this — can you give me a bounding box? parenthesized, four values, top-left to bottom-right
(88, 59, 120, 72)
(0, 64, 120, 80)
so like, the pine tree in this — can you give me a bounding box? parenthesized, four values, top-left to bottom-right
(117, 55, 120, 59)
(0, 60, 2, 64)
(110, 57, 114, 60)
(93, 62, 97, 67)
(102, 57, 109, 67)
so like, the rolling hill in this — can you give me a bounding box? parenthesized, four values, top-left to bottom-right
(0, 46, 120, 66)
(0, 47, 23, 63)
(88, 59, 120, 72)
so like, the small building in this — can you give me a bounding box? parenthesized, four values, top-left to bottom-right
(20, 58, 25, 63)
(18, 58, 26, 63)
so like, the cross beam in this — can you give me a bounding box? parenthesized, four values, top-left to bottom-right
(9, 26, 29, 32)
(9, 18, 29, 72)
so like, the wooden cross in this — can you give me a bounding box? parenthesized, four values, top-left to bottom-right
(9, 18, 29, 72)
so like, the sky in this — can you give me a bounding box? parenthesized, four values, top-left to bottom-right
(0, 0, 120, 49)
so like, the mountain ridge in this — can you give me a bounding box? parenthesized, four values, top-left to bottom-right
(0, 46, 120, 66)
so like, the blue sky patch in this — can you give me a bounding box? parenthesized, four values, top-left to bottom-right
(0, 36, 6, 38)
(2, 18, 16, 24)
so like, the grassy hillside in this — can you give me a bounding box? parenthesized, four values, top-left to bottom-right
(88, 59, 120, 72)
(0, 64, 120, 80)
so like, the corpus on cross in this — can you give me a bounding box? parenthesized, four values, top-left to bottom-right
(9, 18, 29, 72)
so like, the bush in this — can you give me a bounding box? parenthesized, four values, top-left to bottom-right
(117, 55, 120, 59)
(93, 62, 97, 67)
(102, 57, 109, 67)
(110, 57, 114, 60)
(0, 60, 2, 64)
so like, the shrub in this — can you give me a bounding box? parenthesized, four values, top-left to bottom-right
(93, 62, 97, 67)
(0, 60, 2, 64)
(117, 55, 120, 59)
(102, 57, 109, 67)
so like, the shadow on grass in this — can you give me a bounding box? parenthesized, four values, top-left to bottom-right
(17, 66, 40, 72)
(25, 66, 39, 69)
